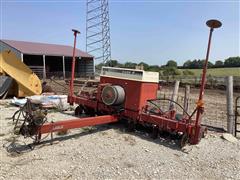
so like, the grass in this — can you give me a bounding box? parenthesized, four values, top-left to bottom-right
(159, 67, 240, 85)
(180, 67, 240, 77)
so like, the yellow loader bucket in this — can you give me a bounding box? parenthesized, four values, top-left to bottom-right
(0, 50, 42, 96)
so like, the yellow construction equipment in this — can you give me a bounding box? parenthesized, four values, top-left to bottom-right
(0, 50, 42, 97)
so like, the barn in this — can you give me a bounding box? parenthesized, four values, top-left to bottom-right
(0, 39, 94, 79)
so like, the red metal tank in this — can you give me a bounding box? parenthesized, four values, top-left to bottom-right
(100, 67, 159, 112)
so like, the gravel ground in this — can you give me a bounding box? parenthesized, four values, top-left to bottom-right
(0, 100, 240, 180)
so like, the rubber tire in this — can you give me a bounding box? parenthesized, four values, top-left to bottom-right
(180, 133, 188, 148)
(127, 121, 135, 132)
(84, 107, 95, 116)
(75, 105, 83, 116)
(151, 126, 159, 139)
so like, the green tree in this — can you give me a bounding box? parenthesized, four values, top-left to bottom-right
(214, 60, 224, 67)
(166, 60, 177, 67)
(138, 62, 149, 70)
(124, 62, 137, 69)
(182, 59, 214, 69)
(95, 62, 104, 70)
(105, 60, 119, 67)
(183, 60, 192, 68)
(200, 60, 214, 68)
(191, 59, 199, 68)
(224, 57, 240, 67)
(148, 65, 160, 72)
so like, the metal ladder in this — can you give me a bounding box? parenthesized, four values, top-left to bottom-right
(235, 96, 240, 137)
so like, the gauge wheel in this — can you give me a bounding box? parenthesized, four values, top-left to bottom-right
(151, 125, 159, 139)
(127, 120, 135, 132)
(84, 107, 95, 116)
(201, 126, 207, 138)
(180, 133, 189, 148)
(75, 105, 83, 116)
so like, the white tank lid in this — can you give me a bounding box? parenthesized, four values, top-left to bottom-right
(100, 67, 159, 83)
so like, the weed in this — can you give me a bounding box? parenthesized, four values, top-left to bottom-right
(123, 135, 136, 146)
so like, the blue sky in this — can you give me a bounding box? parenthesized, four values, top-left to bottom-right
(1, 0, 239, 65)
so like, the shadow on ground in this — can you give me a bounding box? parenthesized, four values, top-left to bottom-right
(4, 120, 184, 156)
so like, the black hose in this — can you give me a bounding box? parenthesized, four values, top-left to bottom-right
(147, 98, 191, 118)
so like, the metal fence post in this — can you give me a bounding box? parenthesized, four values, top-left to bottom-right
(226, 76, 234, 134)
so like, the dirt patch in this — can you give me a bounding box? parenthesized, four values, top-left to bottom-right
(158, 86, 240, 130)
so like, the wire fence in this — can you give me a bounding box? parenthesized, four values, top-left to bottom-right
(157, 91, 228, 131)
(159, 75, 240, 90)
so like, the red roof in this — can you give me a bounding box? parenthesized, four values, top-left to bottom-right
(1, 39, 93, 58)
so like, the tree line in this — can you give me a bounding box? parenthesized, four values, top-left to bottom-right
(97, 56, 240, 70)
(96, 56, 240, 76)
(182, 57, 240, 69)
